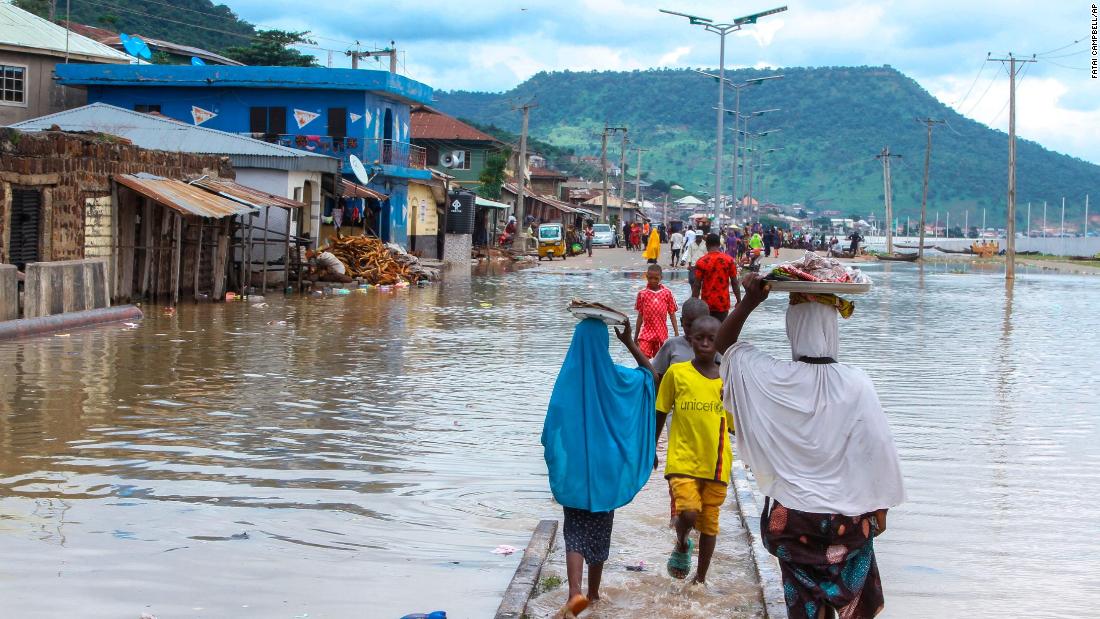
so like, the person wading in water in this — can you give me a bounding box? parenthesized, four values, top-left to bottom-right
(716, 276, 905, 619)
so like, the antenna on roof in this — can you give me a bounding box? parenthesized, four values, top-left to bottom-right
(191, 57, 206, 66)
(121, 34, 153, 61)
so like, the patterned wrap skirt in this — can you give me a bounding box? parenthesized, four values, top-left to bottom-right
(562, 507, 615, 565)
(761, 498, 885, 619)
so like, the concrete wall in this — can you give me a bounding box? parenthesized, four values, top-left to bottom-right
(24, 258, 109, 319)
(0, 263, 16, 321)
(0, 51, 88, 126)
(442, 233, 471, 266)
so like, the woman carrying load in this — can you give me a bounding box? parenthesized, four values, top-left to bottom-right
(716, 276, 905, 619)
(542, 319, 657, 617)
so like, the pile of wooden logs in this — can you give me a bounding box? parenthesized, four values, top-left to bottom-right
(322, 236, 439, 284)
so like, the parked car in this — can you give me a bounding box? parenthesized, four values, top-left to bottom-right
(591, 223, 617, 247)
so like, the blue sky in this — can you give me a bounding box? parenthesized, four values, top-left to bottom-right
(227, 0, 1100, 164)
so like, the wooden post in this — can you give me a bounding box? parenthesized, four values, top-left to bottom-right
(172, 213, 182, 306)
(245, 217, 254, 294)
(213, 219, 229, 301)
(236, 217, 246, 294)
(193, 219, 204, 302)
(140, 198, 153, 298)
(284, 207, 292, 291)
(261, 206, 270, 294)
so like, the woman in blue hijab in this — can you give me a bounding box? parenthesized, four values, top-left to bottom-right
(542, 318, 657, 614)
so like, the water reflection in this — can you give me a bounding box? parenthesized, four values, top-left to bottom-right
(0, 265, 1096, 618)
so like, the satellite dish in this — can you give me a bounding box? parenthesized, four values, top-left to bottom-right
(122, 35, 152, 60)
(348, 155, 370, 185)
(191, 57, 206, 66)
(119, 32, 131, 44)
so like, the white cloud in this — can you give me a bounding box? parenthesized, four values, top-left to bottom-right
(928, 69, 1100, 163)
(657, 46, 692, 67)
(226, 0, 1100, 163)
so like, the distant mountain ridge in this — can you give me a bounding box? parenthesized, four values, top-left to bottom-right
(435, 66, 1098, 225)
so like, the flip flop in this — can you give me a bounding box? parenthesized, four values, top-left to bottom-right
(559, 593, 589, 618)
(666, 537, 694, 579)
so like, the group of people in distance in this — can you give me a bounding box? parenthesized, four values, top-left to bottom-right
(542, 261, 905, 618)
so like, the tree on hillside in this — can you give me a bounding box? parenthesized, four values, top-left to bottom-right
(224, 30, 318, 67)
(13, 0, 49, 18)
(478, 150, 511, 200)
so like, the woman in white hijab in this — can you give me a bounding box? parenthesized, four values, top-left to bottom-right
(716, 276, 904, 619)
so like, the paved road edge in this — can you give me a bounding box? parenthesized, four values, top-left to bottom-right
(732, 460, 787, 618)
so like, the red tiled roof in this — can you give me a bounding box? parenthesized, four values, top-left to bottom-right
(410, 107, 502, 143)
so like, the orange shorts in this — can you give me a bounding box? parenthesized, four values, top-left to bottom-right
(668, 476, 727, 536)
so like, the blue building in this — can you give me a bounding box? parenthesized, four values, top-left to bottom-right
(55, 65, 434, 247)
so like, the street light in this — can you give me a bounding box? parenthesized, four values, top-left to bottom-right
(702, 71, 783, 218)
(661, 6, 789, 226)
(735, 110, 781, 217)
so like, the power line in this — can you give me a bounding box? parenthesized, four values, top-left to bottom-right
(962, 70, 1000, 116)
(1045, 59, 1089, 71)
(1034, 38, 1086, 57)
(988, 61, 1032, 126)
(1041, 48, 1091, 60)
(77, 0, 349, 54)
(952, 56, 989, 109)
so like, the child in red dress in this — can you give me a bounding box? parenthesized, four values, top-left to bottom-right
(634, 264, 679, 358)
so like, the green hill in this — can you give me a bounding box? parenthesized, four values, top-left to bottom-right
(435, 66, 1099, 226)
(16, 0, 256, 54)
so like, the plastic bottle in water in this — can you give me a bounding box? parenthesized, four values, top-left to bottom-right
(399, 613, 446, 619)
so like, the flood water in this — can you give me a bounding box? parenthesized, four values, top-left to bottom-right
(0, 259, 1098, 618)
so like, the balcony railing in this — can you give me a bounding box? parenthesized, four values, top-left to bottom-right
(273, 135, 427, 171)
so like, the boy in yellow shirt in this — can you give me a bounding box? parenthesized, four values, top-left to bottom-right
(654, 315, 733, 584)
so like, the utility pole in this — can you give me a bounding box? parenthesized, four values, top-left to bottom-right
(990, 53, 1035, 279)
(598, 124, 627, 223)
(876, 145, 901, 253)
(618, 129, 629, 224)
(1043, 200, 1047, 237)
(1061, 196, 1066, 237)
(916, 117, 945, 261)
(1026, 202, 1031, 238)
(348, 41, 398, 73)
(633, 147, 649, 211)
(660, 7, 788, 227)
(513, 101, 536, 251)
(600, 127, 609, 223)
(1086, 194, 1090, 238)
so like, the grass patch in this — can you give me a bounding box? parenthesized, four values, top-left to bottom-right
(539, 575, 563, 591)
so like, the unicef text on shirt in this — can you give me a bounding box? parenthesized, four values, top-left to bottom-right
(681, 401, 723, 413)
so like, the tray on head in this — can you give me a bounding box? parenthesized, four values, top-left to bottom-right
(763, 279, 873, 294)
(568, 300, 629, 326)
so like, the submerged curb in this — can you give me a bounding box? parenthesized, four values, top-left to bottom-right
(731, 460, 787, 618)
(0, 305, 143, 341)
(495, 519, 558, 619)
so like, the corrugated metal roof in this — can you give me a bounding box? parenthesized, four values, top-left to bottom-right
(188, 177, 306, 210)
(10, 103, 339, 173)
(475, 196, 511, 210)
(339, 179, 387, 201)
(60, 21, 244, 66)
(114, 173, 255, 218)
(0, 2, 134, 63)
